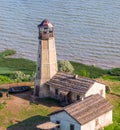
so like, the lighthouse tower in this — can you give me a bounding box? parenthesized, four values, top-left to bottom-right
(34, 19, 58, 97)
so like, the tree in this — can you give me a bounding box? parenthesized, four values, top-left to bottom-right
(58, 60, 74, 73)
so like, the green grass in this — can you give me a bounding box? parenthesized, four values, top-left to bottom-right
(0, 58, 36, 74)
(70, 61, 120, 82)
(0, 50, 36, 75)
(0, 50, 36, 83)
(102, 75, 120, 81)
(97, 79, 120, 130)
(0, 75, 14, 84)
(0, 50, 120, 129)
(70, 61, 108, 78)
(105, 94, 120, 130)
(0, 97, 58, 129)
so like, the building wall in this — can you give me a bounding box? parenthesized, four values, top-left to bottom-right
(40, 38, 58, 85)
(50, 110, 112, 130)
(81, 110, 112, 130)
(49, 87, 83, 103)
(49, 82, 105, 103)
(50, 111, 81, 130)
(34, 37, 57, 97)
(85, 82, 106, 98)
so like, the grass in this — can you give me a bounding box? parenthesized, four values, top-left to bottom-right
(0, 50, 36, 75)
(104, 94, 120, 130)
(0, 50, 36, 84)
(0, 95, 59, 129)
(97, 78, 120, 129)
(70, 61, 108, 78)
(102, 75, 120, 81)
(0, 49, 119, 129)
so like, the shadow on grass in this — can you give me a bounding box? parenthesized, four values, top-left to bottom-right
(0, 88, 8, 92)
(8, 88, 60, 107)
(7, 115, 49, 130)
(110, 92, 120, 98)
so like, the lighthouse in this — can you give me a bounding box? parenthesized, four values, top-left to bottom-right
(34, 19, 58, 97)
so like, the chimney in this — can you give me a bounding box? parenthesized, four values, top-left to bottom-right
(74, 74, 78, 79)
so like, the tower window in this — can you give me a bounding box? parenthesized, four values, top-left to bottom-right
(77, 95, 80, 100)
(56, 121, 60, 128)
(55, 89, 58, 95)
(38, 67, 40, 71)
(70, 124, 74, 130)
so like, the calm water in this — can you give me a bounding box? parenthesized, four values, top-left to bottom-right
(0, 0, 120, 69)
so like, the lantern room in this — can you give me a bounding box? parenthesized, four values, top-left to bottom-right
(38, 19, 54, 40)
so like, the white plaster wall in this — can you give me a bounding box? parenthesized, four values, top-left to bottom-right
(34, 37, 57, 97)
(50, 111, 81, 130)
(81, 120, 94, 130)
(50, 110, 112, 130)
(49, 87, 62, 100)
(81, 111, 113, 130)
(85, 82, 106, 98)
(99, 110, 113, 127)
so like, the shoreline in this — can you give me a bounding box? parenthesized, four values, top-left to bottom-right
(0, 49, 119, 70)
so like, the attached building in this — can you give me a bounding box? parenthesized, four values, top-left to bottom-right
(46, 72, 105, 105)
(50, 94, 113, 130)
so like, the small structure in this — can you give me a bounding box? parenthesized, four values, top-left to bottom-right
(8, 86, 30, 93)
(49, 94, 113, 130)
(36, 121, 59, 130)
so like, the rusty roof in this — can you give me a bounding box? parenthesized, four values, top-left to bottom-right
(50, 94, 113, 125)
(38, 19, 53, 28)
(46, 72, 95, 94)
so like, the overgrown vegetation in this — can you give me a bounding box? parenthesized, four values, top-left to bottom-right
(0, 50, 119, 129)
(70, 61, 108, 78)
(58, 60, 74, 72)
(70, 61, 120, 81)
(0, 50, 36, 84)
(0, 50, 119, 83)
(0, 49, 36, 75)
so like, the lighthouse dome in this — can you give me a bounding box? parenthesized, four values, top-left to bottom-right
(38, 19, 54, 40)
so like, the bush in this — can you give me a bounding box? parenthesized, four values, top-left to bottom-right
(58, 60, 74, 73)
(2, 49, 16, 57)
(14, 71, 30, 82)
(108, 68, 120, 76)
(14, 71, 35, 82)
(0, 75, 12, 84)
(79, 69, 90, 77)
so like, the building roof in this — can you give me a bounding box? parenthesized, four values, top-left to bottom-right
(38, 19, 53, 28)
(50, 94, 113, 125)
(36, 121, 59, 130)
(46, 72, 96, 94)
